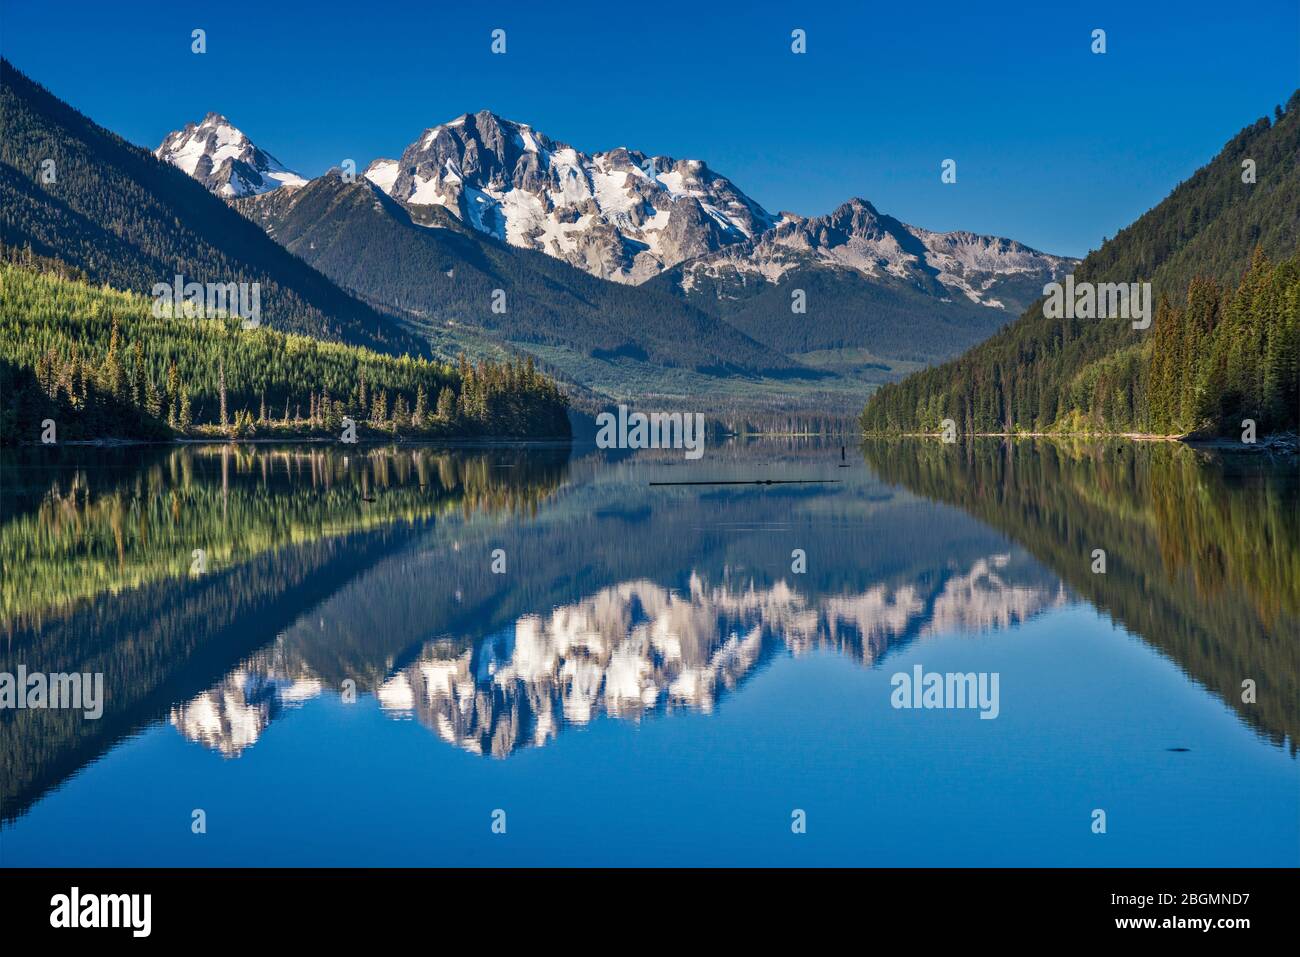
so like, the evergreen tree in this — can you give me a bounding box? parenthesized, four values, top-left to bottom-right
(436, 386, 455, 421)
(218, 357, 228, 427)
(178, 386, 193, 432)
(413, 384, 427, 427)
(130, 341, 144, 406)
(392, 392, 410, 429)
(145, 378, 162, 418)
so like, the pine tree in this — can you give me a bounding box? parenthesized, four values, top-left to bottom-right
(436, 386, 455, 421)
(178, 386, 193, 431)
(392, 393, 410, 429)
(218, 357, 228, 428)
(130, 340, 144, 406)
(145, 378, 162, 418)
(413, 384, 428, 428)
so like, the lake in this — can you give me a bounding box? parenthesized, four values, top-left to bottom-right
(1, 437, 1296, 866)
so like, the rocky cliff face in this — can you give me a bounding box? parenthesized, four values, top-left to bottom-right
(367, 110, 777, 283)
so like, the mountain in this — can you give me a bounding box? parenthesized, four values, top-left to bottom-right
(364, 109, 777, 283)
(236, 170, 809, 382)
(660, 198, 1073, 314)
(649, 197, 1075, 361)
(0, 60, 419, 356)
(354, 111, 1074, 369)
(155, 112, 307, 197)
(149, 101, 1079, 406)
(861, 92, 1300, 436)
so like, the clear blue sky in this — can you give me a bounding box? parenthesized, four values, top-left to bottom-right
(2, 0, 1296, 258)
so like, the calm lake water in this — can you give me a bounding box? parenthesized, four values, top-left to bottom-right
(1, 438, 1296, 866)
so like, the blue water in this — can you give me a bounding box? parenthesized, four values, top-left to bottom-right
(1, 439, 1296, 866)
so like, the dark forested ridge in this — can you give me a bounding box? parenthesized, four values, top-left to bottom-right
(237, 171, 808, 378)
(0, 258, 570, 443)
(861, 93, 1300, 436)
(0, 60, 423, 357)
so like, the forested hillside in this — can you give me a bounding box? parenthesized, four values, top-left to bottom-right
(861, 93, 1300, 436)
(0, 60, 422, 356)
(0, 258, 570, 443)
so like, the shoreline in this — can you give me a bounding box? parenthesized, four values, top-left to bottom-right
(7, 430, 1297, 454)
(4, 434, 576, 450)
(857, 430, 1299, 453)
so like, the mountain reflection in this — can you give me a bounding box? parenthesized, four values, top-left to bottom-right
(172, 556, 1066, 759)
(5, 436, 1295, 827)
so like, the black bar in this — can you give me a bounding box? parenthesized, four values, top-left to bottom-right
(1, 867, 1290, 941)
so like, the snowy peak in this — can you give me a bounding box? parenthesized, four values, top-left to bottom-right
(363, 158, 400, 193)
(673, 195, 1077, 309)
(372, 110, 777, 283)
(156, 112, 307, 198)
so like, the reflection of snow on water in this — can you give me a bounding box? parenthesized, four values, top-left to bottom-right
(173, 559, 1064, 759)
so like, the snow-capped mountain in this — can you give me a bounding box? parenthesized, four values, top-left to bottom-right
(362, 112, 1076, 299)
(162, 107, 1072, 306)
(156, 112, 307, 198)
(159, 104, 1078, 388)
(667, 197, 1076, 311)
(365, 109, 777, 283)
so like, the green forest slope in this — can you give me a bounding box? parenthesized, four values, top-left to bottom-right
(861, 93, 1300, 436)
(0, 260, 570, 443)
